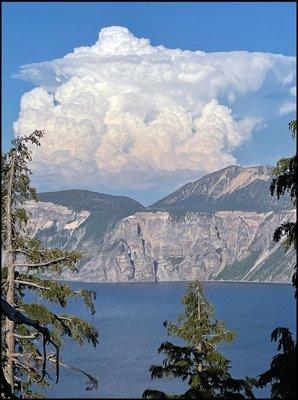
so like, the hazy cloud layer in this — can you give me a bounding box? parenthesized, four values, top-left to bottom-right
(14, 26, 296, 202)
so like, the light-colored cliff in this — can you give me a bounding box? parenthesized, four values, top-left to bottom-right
(26, 201, 295, 283)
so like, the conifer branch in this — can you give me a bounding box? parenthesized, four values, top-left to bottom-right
(14, 257, 71, 268)
(13, 332, 40, 340)
(14, 279, 51, 290)
(47, 354, 98, 391)
(1, 297, 60, 384)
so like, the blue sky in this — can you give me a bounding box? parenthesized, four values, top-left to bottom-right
(2, 2, 296, 203)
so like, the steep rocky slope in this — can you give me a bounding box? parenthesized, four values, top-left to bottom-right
(25, 165, 295, 283)
(37, 189, 145, 244)
(26, 202, 295, 283)
(150, 165, 291, 213)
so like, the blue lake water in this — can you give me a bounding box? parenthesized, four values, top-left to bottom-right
(42, 281, 296, 398)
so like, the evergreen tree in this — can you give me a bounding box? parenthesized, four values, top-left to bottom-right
(258, 327, 296, 398)
(143, 281, 255, 399)
(270, 120, 297, 294)
(1, 131, 99, 398)
(257, 120, 297, 398)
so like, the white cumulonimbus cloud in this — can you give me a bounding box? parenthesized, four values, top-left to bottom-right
(13, 26, 296, 201)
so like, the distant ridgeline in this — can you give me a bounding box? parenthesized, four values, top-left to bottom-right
(26, 165, 295, 283)
(149, 165, 291, 213)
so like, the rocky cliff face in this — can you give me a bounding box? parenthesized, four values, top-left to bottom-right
(25, 165, 295, 284)
(106, 210, 295, 283)
(38, 189, 145, 244)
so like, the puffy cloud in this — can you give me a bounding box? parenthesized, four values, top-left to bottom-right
(13, 26, 296, 201)
(278, 85, 297, 116)
(279, 102, 296, 116)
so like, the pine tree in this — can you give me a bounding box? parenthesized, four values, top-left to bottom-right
(270, 120, 297, 294)
(257, 120, 297, 398)
(142, 281, 256, 399)
(1, 131, 99, 398)
(258, 327, 296, 398)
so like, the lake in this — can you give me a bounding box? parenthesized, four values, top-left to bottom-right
(42, 281, 296, 398)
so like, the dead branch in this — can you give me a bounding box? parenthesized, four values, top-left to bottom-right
(14, 257, 69, 268)
(47, 354, 98, 391)
(14, 280, 50, 290)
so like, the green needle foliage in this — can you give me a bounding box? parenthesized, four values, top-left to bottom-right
(258, 327, 297, 399)
(1, 131, 99, 398)
(143, 281, 256, 399)
(270, 120, 297, 293)
(257, 120, 297, 398)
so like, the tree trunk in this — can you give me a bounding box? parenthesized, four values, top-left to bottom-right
(197, 298, 202, 372)
(4, 150, 17, 392)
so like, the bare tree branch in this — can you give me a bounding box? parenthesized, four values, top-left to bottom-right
(47, 354, 98, 391)
(14, 257, 69, 268)
(14, 332, 39, 340)
(14, 279, 50, 290)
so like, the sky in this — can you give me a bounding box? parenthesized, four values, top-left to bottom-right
(2, 2, 297, 204)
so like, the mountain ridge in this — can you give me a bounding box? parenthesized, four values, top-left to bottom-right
(25, 164, 295, 284)
(38, 164, 277, 209)
(149, 164, 291, 213)
(38, 189, 145, 243)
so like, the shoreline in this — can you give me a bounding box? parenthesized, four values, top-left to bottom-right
(59, 278, 292, 286)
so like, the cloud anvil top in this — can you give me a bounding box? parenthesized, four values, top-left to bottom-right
(13, 26, 296, 200)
